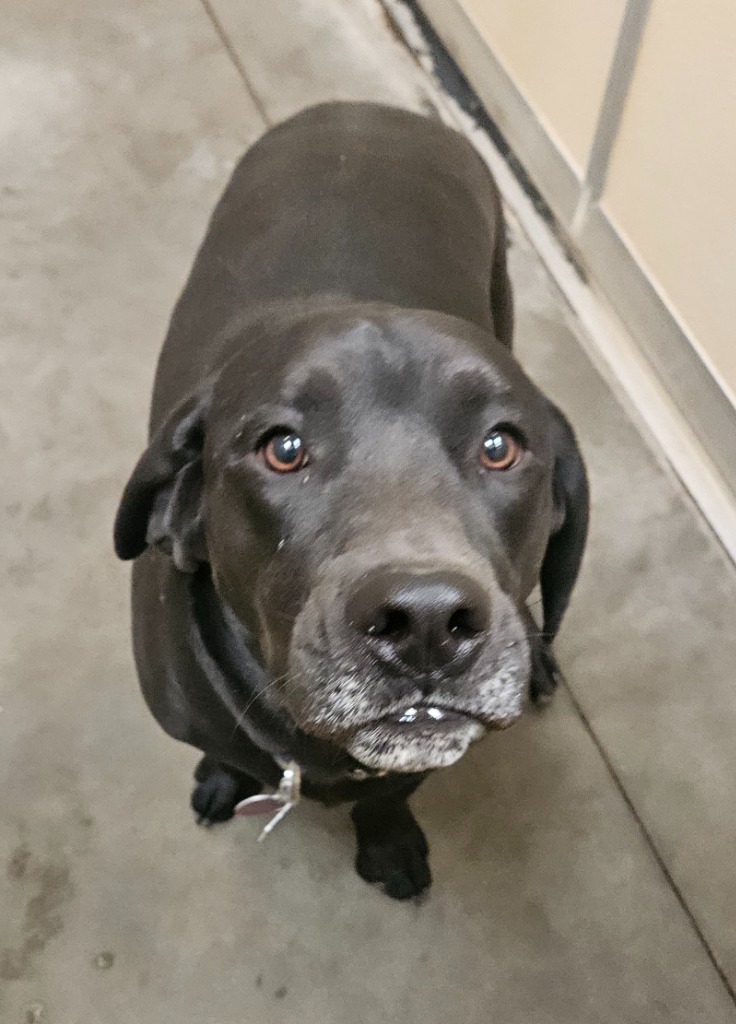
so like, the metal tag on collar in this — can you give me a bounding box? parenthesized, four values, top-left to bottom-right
(235, 761, 301, 841)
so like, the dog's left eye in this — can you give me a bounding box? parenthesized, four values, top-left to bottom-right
(261, 432, 308, 473)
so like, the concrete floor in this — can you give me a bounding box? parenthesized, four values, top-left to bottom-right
(2, 0, 736, 1021)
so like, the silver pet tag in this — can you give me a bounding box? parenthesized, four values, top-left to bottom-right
(235, 762, 301, 841)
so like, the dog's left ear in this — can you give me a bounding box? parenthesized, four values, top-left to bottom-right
(540, 404, 589, 641)
(114, 384, 213, 572)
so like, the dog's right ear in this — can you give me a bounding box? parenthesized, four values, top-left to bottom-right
(539, 402, 589, 641)
(114, 385, 213, 572)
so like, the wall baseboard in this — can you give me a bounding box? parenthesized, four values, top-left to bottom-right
(410, 0, 582, 224)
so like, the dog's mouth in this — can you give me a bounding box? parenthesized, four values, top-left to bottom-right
(382, 704, 479, 731)
(341, 703, 493, 774)
(286, 585, 529, 774)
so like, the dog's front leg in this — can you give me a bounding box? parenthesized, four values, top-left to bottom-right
(351, 778, 430, 900)
(191, 756, 261, 825)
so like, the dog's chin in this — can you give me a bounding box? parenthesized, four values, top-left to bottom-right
(343, 715, 486, 774)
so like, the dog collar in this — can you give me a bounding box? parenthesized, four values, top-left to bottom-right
(234, 758, 387, 840)
(235, 761, 302, 840)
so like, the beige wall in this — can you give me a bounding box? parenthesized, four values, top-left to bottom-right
(602, 0, 736, 403)
(458, 0, 627, 172)
(453, 0, 736, 410)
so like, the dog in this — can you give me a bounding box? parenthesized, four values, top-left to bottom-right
(114, 102, 588, 900)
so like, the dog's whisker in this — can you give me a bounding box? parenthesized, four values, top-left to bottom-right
(229, 671, 296, 738)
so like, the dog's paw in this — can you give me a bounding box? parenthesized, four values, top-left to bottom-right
(529, 636, 562, 705)
(191, 757, 260, 826)
(354, 809, 431, 900)
(356, 835, 431, 900)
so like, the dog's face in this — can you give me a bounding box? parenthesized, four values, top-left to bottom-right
(116, 306, 586, 773)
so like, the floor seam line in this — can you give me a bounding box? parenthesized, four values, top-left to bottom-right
(559, 674, 736, 1006)
(198, 0, 272, 126)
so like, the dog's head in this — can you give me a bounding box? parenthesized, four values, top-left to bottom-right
(115, 306, 587, 773)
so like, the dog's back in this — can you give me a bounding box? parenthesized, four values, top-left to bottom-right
(151, 103, 511, 428)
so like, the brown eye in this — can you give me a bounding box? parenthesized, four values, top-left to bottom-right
(261, 432, 308, 473)
(479, 429, 523, 470)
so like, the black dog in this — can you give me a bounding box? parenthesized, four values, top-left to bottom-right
(114, 103, 588, 899)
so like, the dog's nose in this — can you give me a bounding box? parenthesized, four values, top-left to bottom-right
(346, 569, 490, 676)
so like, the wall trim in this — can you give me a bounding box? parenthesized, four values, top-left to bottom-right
(581, 0, 652, 206)
(406, 0, 581, 226)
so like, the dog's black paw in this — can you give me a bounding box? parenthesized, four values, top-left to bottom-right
(353, 804, 431, 900)
(529, 635, 562, 705)
(191, 757, 261, 826)
(356, 834, 432, 900)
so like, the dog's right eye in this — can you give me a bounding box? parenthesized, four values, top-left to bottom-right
(479, 428, 523, 471)
(260, 432, 308, 473)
